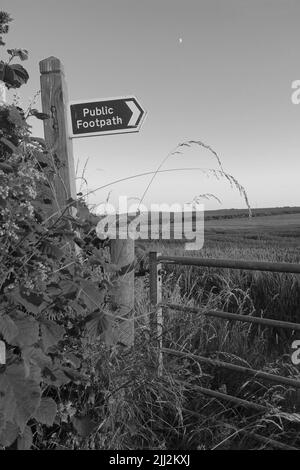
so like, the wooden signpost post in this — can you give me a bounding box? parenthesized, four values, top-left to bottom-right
(39, 56, 140, 348)
(39, 57, 77, 216)
(108, 239, 135, 347)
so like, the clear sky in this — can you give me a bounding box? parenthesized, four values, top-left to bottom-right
(2, 0, 300, 213)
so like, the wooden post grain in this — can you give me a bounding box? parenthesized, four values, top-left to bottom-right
(109, 238, 135, 347)
(39, 56, 76, 216)
(149, 251, 163, 375)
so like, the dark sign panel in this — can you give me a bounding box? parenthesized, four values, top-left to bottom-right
(69, 96, 145, 137)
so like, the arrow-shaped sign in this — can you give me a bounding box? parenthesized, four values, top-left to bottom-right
(69, 96, 146, 138)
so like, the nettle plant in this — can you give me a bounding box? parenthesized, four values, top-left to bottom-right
(0, 12, 112, 449)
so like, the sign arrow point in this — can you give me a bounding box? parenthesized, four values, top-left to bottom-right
(125, 100, 141, 127)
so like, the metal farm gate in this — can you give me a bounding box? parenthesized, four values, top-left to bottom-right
(148, 251, 300, 450)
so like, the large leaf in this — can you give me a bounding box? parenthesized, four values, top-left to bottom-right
(0, 314, 18, 343)
(0, 364, 41, 432)
(60, 280, 78, 299)
(22, 346, 52, 372)
(43, 365, 70, 388)
(46, 283, 62, 296)
(17, 425, 33, 450)
(33, 397, 57, 426)
(10, 316, 39, 348)
(2, 62, 29, 89)
(40, 320, 65, 352)
(80, 279, 106, 311)
(0, 420, 19, 447)
(12, 287, 46, 315)
(85, 311, 108, 340)
(69, 300, 86, 316)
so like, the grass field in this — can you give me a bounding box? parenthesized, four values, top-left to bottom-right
(133, 207, 300, 250)
(206, 212, 300, 230)
(204, 206, 300, 220)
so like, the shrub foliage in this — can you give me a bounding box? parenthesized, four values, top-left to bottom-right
(0, 11, 111, 449)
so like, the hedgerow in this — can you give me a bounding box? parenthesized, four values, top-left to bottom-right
(0, 11, 112, 449)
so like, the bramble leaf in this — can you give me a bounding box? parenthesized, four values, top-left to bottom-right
(17, 425, 32, 450)
(0, 314, 18, 343)
(33, 397, 57, 426)
(43, 365, 70, 388)
(22, 347, 52, 371)
(4, 63, 29, 88)
(40, 320, 65, 352)
(12, 287, 46, 315)
(0, 420, 19, 447)
(7, 48, 28, 61)
(80, 279, 106, 311)
(10, 315, 39, 348)
(0, 364, 41, 432)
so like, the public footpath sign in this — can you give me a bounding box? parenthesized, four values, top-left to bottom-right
(69, 96, 146, 138)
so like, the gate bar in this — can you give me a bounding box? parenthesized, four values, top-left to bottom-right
(162, 347, 300, 389)
(175, 379, 268, 412)
(162, 302, 300, 331)
(149, 251, 163, 375)
(157, 255, 300, 274)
